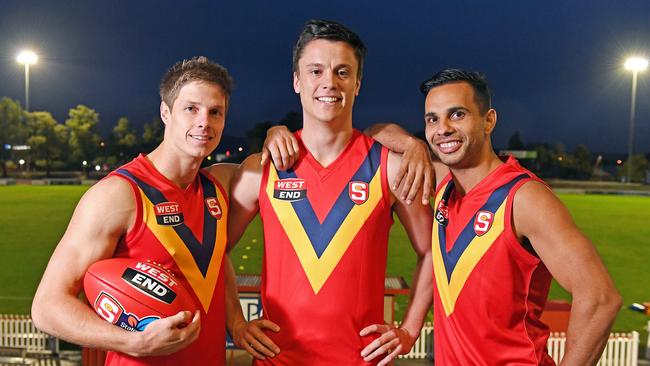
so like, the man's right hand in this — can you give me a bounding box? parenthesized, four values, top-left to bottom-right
(392, 137, 434, 205)
(232, 318, 281, 360)
(130, 310, 201, 357)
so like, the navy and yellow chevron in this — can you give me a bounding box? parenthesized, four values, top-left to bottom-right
(266, 143, 383, 294)
(116, 169, 227, 312)
(432, 174, 527, 316)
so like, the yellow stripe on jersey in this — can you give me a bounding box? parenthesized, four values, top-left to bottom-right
(138, 188, 227, 312)
(266, 166, 383, 294)
(431, 187, 507, 316)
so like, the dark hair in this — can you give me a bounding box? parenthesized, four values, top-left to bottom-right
(419, 69, 491, 114)
(292, 19, 367, 80)
(159, 56, 233, 110)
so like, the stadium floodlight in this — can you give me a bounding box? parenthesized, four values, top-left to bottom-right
(16, 50, 38, 111)
(16, 50, 38, 65)
(624, 57, 648, 72)
(624, 56, 648, 183)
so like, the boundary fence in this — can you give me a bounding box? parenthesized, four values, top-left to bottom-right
(396, 322, 640, 365)
(0, 315, 642, 365)
(0, 315, 58, 353)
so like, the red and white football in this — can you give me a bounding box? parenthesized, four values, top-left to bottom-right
(83, 258, 197, 332)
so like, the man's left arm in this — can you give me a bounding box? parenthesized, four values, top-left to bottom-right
(514, 181, 622, 366)
(206, 161, 281, 359)
(360, 152, 434, 366)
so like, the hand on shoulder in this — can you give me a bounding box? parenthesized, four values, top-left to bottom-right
(261, 125, 300, 171)
(387, 140, 435, 206)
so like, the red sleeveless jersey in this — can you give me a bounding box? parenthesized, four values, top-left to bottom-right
(431, 156, 555, 365)
(105, 154, 228, 366)
(256, 130, 393, 365)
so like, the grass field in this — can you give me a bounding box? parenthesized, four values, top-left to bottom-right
(1, 185, 649, 344)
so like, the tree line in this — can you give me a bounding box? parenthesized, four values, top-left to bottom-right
(0, 97, 301, 178)
(1, 95, 647, 182)
(506, 131, 649, 183)
(0, 97, 162, 177)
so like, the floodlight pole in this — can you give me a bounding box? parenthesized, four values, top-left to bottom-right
(24, 63, 30, 112)
(623, 56, 647, 183)
(626, 70, 638, 184)
(16, 50, 38, 112)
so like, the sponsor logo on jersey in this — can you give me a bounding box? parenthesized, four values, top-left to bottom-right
(273, 178, 307, 201)
(122, 266, 177, 304)
(205, 197, 222, 219)
(154, 202, 184, 226)
(93, 292, 160, 332)
(473, 210, 494, 236)
(348, 181, 369, 205)
(435, 200, 449, 226)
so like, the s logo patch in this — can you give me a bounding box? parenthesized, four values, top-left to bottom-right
(95, 292, 124, 324)
(93, 292, 160, 332)
(273, 178, 307, 201)
(435, 200, 449, 226)
(205, 197, 222, 219)
(474, 210, 494, 236)
(348, 181, 369, 205)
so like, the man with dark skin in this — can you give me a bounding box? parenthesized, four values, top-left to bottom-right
(371, 69, 621, 365)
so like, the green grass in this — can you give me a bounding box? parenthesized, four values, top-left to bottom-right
(1, 187, 648, 343)
(551, 194, 650, 339)
(0, 186, 86, 313)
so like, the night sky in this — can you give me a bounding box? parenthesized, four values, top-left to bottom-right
(1, 0, 649, 154)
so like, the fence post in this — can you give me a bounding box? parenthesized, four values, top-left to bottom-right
(645, 320, 650, 360)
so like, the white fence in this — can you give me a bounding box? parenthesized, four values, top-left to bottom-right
(0, 315, 642, 365)
(646, 321, 650, 360)
(0, 315, 58, 353)
(396, 322, 433, 359)
(397, 323, 640, 365)
(548, 331, 639, 366)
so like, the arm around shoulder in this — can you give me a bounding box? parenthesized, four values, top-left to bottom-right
(228, 153, 264, 249)
(376, 127, 438, 205)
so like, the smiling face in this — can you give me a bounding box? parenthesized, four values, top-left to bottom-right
(423, 82, 496, 169)
(293, 39, 361, 125)
(160, 80, 226, 160)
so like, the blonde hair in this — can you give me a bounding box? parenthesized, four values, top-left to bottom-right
(159, 56, 233, 110)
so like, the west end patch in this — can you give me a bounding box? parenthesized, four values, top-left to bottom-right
(273, 178, 307, 201)
(154, 202, 184, 226)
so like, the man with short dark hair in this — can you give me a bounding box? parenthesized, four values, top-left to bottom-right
(227, 19, 434, 366)
(419, 68, 621, 365)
